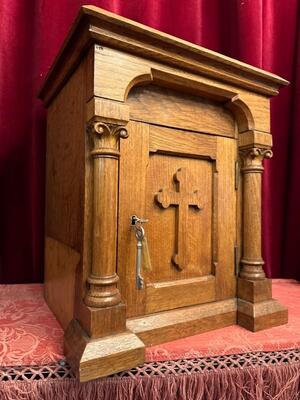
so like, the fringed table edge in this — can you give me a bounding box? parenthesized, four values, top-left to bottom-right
(1, 348, 300, 399)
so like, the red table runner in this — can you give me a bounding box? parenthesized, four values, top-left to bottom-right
(0, 279, 299, 367)
(1, 280, 300, 399)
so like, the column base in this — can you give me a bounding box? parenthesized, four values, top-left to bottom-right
(64, 319, 145, 382)
(237, 298, 288, 331)
(237, 277, 288, 331)
(237, 277, 272, 303)
(84, 274, 121, 308)
(77, 301, 126, 338)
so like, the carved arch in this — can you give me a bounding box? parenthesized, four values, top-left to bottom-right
(225, 95, 255, 132)
(123, 73, 153, 100)
(124, 68, 255, 134)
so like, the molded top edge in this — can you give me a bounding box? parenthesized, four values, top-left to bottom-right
(82, 5, 288, 86)
(39, 5, 289, 103)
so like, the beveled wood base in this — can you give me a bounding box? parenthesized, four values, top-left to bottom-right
(237, 298, 288, 332)
(64, 320, 145, 382)
(65, 300, 237, 381)
(64, 295, 287, 381)
(237, 277, 288, 331)
(127, 298, 237, 346)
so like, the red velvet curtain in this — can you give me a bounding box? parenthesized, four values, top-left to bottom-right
(0, 0, 299, 283)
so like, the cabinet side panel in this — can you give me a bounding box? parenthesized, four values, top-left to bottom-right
(45, 237, 80, 329)
(45, 63, 86, 250)
(45, 61, 87, 328)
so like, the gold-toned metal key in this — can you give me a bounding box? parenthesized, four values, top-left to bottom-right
(130, 215, 150, 289)
(142, 236, 152, 272)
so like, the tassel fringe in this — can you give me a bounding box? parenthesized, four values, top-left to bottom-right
(1, 363, 300, 400)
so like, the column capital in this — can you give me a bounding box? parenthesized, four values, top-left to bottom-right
(87, 119, 129, 159)
(240, 147, 273, 174)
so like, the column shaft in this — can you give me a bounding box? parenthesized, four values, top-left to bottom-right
(239, 147, 272, 280)
(84, 121, 128, 307)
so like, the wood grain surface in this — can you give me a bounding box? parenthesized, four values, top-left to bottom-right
(44, 237, 80, 330)
(40, 5, 288, 381)
(127, 299, 237, 345)
(127, 85, 236, 137)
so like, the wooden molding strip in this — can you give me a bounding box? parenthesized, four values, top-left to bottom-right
(39, 6, 289, 106)
(127, 298, 236, 345)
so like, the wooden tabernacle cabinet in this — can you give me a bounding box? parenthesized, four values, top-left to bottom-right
(39, 6, 288, 382)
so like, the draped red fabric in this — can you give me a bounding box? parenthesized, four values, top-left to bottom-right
(0, 0, 299, 283)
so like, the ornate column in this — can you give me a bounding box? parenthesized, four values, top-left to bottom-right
(84, 120, 129, 308)
(65, 110, 145, 381)
(239, 147, 272, 280)
(237, 133, 287, 332)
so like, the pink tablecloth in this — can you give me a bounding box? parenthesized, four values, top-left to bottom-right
(0, 279, 299, 367)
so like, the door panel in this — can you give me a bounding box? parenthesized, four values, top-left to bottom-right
(118, 121, 236, 318)
(145, 153, 213, 281)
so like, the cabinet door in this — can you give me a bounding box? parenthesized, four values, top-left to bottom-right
(118, 122, 237, 318)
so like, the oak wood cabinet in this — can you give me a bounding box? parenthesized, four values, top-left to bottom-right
(39, 5, 288, 382)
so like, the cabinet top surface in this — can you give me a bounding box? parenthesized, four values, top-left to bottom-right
(39, 5, 288, 103)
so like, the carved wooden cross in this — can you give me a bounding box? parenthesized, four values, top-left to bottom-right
(155, 167, 202, 270)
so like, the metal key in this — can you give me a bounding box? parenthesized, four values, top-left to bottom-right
(130, 215, 148, 289)
(135, 226, 145, 289)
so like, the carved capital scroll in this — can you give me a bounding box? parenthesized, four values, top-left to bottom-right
(240, 147, 273, 174)
(88, 121, 129, 158)
(239, 146, 272, 281)
(84, 119, 129, 308)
